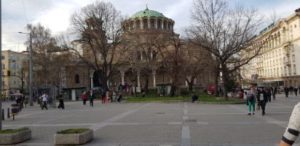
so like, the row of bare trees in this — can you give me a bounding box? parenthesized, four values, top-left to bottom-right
(25, 0, 265, 98)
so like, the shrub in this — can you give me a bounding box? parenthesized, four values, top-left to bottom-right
(57, 128, 90, 134)
(0, 127, 29, 134)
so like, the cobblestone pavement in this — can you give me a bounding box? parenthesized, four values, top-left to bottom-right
(1, 94, 300, 146)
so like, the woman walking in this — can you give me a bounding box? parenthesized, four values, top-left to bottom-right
(246, 86, 256, 115)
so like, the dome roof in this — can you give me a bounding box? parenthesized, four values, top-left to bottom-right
(131, 7, 165, 19)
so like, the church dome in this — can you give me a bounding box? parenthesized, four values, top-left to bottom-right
(122, 6, 174, 33)
(131, 7, 165, 18)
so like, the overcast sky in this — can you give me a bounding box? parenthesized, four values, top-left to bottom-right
(3, 0, 300, 52)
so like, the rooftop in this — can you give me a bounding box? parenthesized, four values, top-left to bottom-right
(131, 6, 165, 19)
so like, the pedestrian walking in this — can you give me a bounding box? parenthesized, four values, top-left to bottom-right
(101, 91, 106, 104)
(284, 87, 289, 98)
(256, 88, 263, 111)
(57, 94, 65, 109)
(81, 91, 88, 105)
(279, 102, 300, 146)
(40, 93, 48, 110)
(260, 88, 269, 116)
(272, 86, 277, 100)
(89, 91, 94, 107)
(246, 86, 256, 115)
(267, 87, 272, 102)
(294, 87, 298, 96)
(117, 93, 123, 103)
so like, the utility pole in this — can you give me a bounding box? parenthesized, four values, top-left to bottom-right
(29, 33, 33, 106)
(18, 32, 33, 106)
(0, 0, 3, 130)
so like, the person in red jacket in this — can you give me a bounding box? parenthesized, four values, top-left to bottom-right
(81, 91, 88, 105)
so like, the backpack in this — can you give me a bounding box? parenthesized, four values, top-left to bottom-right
(247, 93, 254, 102)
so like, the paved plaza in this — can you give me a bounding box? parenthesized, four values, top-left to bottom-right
(1, 94, 300, 146)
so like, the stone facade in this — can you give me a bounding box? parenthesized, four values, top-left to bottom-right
(1, 50, 28, 97)
(241, 8, 300, 87)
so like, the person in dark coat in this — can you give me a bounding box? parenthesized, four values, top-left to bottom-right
(89, 91, 95, 107)
(117, 93, 123, 103)
(57, 94, 65, 109)
(192, 94, 198, 103)
(260, 88, 270, 116)
(272, 86, 277, 100)
(294, 87, 298, 96)
(284, 87, 289, 98)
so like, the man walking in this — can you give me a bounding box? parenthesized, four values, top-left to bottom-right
(57, 94, 65, 110)
(89, 91, 94, 107)
(41, 93, 48, 110)
(284, 87, 289, 98)
(260, 88, 269, 116)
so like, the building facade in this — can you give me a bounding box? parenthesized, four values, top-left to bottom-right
(2, 50, 28, 97)
(241, 8, 300, 87)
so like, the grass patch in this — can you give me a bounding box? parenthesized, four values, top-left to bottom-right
(126, 93, 245, 104)
(57, 128, 90, 134)
(0, 127, 29, 134)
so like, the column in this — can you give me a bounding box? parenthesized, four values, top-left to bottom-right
(90, 71, 94, 90)
(120, 71, 125, 85)
(140, 18, 143, 29)
(152, 70, 156, 88)
(147, 17, 150, 29)
(71, 89, 76, 101)
(155, 18, 158, 29)
(137, 70, 141, 92)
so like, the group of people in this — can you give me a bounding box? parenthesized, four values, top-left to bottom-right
(80, 89, 123, 107)
(243, 85, 300, 145)
(284, 86, 300, 98)
(37, 93, 65, 110)
(245, 86, 277, 116)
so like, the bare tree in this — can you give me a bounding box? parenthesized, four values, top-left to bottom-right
(183, 43, 216, 91)
(158, 34, 186, 96)
(188, 0, 264, 98)
(70, 1, 123, 90)
(26, 24, 72, 91)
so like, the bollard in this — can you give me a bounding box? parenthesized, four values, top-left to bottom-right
(7, 108, 10, 119)
(1, 109, 4, 120)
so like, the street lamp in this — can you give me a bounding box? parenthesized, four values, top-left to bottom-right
(0, 0, 3, 130)
(18, 32, 33, 106)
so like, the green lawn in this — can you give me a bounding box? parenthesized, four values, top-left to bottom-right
(126, 93, 244, 104)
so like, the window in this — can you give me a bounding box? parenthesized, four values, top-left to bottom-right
(75, 74, 80, 84)
(2, 64, 4, 69)
(1, 56, 4, 60)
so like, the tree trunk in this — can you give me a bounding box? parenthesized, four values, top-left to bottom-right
(170, 84, 176, 97)
(188, 81, 194, 92)
(221, 64, 229, 100)
(143, 75, 149, 93)
(214, 67, 220, 97)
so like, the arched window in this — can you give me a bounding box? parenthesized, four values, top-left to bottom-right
(75, 74, 80, 84)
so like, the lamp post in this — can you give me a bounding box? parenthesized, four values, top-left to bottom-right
(0, 0, 3, 130)
(18, 32, 33, 106)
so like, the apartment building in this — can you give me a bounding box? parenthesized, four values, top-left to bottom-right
(241, 8, 300, 87)
(2, 50, 28, 97)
